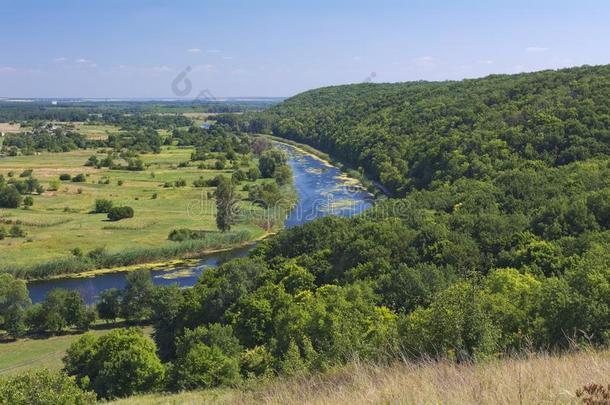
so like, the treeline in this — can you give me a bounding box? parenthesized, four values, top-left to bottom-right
(0, 99, 277, 122)
(171, 123, 251, 154)
(0, 270, 164, 337)
(1, 127, 95, 155)
(0, 102, 89, 122)
(94, 112, 192, 130)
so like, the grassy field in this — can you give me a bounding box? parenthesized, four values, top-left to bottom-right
(0, 325, 152, 376)
(111, 350, 610, 405)
(0, 146, 281, 272)
(71, 122, 123, 140)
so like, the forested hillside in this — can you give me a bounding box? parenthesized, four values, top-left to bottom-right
(107, 66, 607, 398)
(222, 65, 610, 195)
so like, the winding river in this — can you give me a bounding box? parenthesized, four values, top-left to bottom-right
(27, 144, 373, 304)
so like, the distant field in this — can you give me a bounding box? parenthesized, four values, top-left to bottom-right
(0, 325, 152, 376)
(72, 122, 123, 140)
(71, 123, 177, 140)
(181, 112, 215, 126)
(111, 350, 610, 405)
(0, 123, 20, 133)
(0, 146, 273, 269)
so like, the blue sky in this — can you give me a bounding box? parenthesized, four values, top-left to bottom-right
(1, 0, 609, 98)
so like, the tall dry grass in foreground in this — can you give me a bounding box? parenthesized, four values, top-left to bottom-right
(113, 350, 609, 405)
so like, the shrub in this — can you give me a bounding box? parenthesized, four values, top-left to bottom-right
(107, 206, 134, 221)
(63, 328, 164, 399)
(171, 325, 241, 390)
(84, 155, 98, 167)
(273, 164, 292, 185)
(48, 180, 60, 191)
(247, 166, 261, 181)
(127, 158, 144, 171)
(0, 184, 22, 208)
(59, 173, 72, 181)
(0, 369, 96, 405)
(0, 227, 5, 240)
(205, 175, 223, 187)
(22, 196, 33, 208)
(72, 173, 86, 183)
(94, 199, 113, 213)
(9, 225, 25, 238)
(168, 228, 211, 242)
(168, 228, 193, 242)
(174, 178, 187, 187)
(19, 169, 33, 178)
(193, 176, 206, 187)
(232, 169, 246, 183)
(117, 179, 124, 186)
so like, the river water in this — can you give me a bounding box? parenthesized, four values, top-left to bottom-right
(27, 144, 373, 304)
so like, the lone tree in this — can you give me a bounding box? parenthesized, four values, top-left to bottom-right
(215, 176, 239, 232)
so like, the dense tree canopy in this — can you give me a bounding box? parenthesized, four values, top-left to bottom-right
(142, 65, 610, 387)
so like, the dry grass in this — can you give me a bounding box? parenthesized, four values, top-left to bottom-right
(0, 122, 20, 133)
(112, 349, 610, 404)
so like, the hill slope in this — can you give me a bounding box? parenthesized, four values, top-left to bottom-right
(267, 64, 610, 195)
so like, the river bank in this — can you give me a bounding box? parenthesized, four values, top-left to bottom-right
(26, 144, 374, 304)
(25, 229, 279, 282)
(259, 134, 390, 197)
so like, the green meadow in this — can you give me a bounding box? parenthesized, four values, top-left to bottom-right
(0, 146, 278, 273)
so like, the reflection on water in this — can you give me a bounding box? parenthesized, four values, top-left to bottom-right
(27, 144, 373, 304)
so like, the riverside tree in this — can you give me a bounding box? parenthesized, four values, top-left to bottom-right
(0, 274, 31, 337)
(215, 176, 239, 232)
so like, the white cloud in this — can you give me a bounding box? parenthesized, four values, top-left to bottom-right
(206, 49, 221, 53)
(73, 58, 98, 69)
(414, 56, 437, 67)
(222, 56, 234, 60)
(187, 48, 202, 53)
(54, 57, 67, 63)
(525, 46, 549, 53)
(0, 66, 17, 73)
(150, 65, 172, 72)
(192, 64, 215, 72)
(478, 59, 494, 65)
